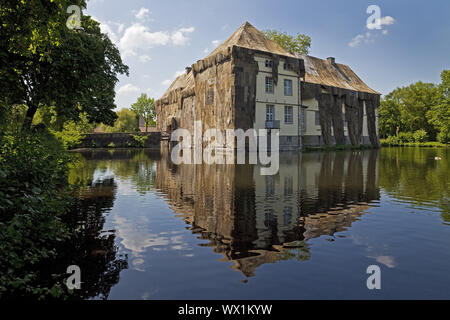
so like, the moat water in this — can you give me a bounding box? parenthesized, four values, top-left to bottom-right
(69, 147, 449, 299)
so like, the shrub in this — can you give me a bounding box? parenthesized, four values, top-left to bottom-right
(51, 113, 95, 150)
(397, 132, 414, 143)
(0, 131, 74, 298)
(413, 129, 429, 143)
(132, 134, 148, 148)
(437, 128, 449, 144)
(381, 135, 400, 146)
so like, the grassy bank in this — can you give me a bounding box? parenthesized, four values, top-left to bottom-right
(380, 140, 448, 148)
(302, 144, 375, 152)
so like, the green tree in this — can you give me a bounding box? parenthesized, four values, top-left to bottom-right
(379, 81, 440, 140)
(263, 30, 311, 54)
(427, 70, 450, 143)
(379, 91, 402, 138)
(400, 82, 438, 138)
(131, 93, 156, 133)
(99, 108, 139, 133)
(0, 0, 129, 129)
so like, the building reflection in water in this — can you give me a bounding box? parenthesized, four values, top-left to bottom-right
(155, 149, 380, 277)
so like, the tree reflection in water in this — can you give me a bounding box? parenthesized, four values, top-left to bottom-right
(49, 162, 128, 300)
(69, 147, 448, 283)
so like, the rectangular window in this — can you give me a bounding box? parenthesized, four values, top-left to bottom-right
(301, 109, 306, 133)
(266, 176, 275, 196)
(284, 176, 293, 196)
(265, 60, 273, 68)
(284, 79, 293, 96)
(284, 106, 293, 124)
(315, 111, 320, 126)
(266, 105, 275, 121)
(265, 77, 274, 94)
(283, 63, 292, 70)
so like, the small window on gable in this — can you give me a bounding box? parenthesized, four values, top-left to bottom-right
(265, 60, 273, 68)
(283, 63, 292, 70)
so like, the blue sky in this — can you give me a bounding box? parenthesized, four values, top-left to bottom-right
(85, 0, 450, 109)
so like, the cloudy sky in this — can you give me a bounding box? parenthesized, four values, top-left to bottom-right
(85, 0, 450, 110)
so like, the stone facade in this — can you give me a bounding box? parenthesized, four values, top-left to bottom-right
(156, 22, 381, 151)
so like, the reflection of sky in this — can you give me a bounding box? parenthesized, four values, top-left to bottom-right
(82, 153, 450, 299)
(109, 188, 195, 273)
(92, 168, 114, 183)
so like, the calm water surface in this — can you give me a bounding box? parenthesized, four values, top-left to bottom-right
(70, 147, 450, 299)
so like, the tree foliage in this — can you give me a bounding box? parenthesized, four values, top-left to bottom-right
(0, 0, 129, 128)
(263, 30, 311, 54)
(131, 93, 156, 133)
(98, 108, 139, 133)
(379, 70, 449, 143)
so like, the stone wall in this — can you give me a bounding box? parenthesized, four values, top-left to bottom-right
(75, 133, 161, 149)
(302, 82, 380, 148)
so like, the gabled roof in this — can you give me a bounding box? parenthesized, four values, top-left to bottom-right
(207, 21, 297, 58)
(160, 69, 194, 100)
(158, 22, 380, 102)
(297, 54, 380, 95)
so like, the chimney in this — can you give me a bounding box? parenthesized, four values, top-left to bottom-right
(185, 66, 192, 74)
(327, 57, 335, 64)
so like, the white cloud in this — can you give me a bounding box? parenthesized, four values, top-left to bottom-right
(348, 34, 365, 48)
(139, 55, 152, 63)
(349, 15, 394, 48)
(117, 83, 140, 95)
(161, 70, 186, 87)
(135, 7, 150, 20)
(115, 84, 141, 109)
(171, 27, 195, 46)
(91, 16, 119, 44)
(119, 23, 170, 57)
(203, 39, 221, 54)
(118, 23, 195, 58)
(174, 70, 185, 78)
(367, 14, 395, 29)
(379, 16, 395, 27)
(99, 23, 118, 43)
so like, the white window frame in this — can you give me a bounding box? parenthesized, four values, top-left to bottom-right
(284, 79, 293, 96)
(266, 105, 275, 121)
(265, 77, 274, 94)
(284, 106, 293, 124)
(265, 60, 273, 68)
